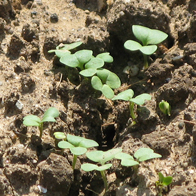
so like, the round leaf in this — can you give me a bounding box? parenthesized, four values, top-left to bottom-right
(146, 29, 168, 45)
(67, 134, 83, 147)
(158, 172, 164, 183)
(86, 151, 104, 163)
(80, 68, 97, 77)
(106, 72, 121, 89)
(57, 42, 82, 51)
(140, 45, 157, 55)
(124, 40, 142, 51)
(55, 50, 71, 58)
(96, 69, 110, 83)
(130, 93, 151, 105)
(112, 89, 134, 101)
(60, 53, 81, 68)
(101, 84, 114, 99)
(58, 141, 74, 149)
(121, 159, 139, 167)
(115, 152, 134, 160)
(81, 163, 98, 172)
(96, 164, 112, 171)
(75, 50, 93, 64)
(85, 57, 104, 69)
(70, 146, 87, 156)
(162, 176, 173, 186)
(79, 139, 99, 148)
(54, 132, 66, 140)
(42, 107, 59, 122)
(96, 53, 113, 63)
(23, 115, 41, 126)
(91, 76, 103, 91)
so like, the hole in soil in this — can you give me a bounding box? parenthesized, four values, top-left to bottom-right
(100, 124, 115, 150)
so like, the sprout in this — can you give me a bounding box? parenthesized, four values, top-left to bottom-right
(124, 25, 168, 69)
(23, 107, 59, 138)
(57, 134, 99, 169)
(159, 100, 171, 116)
(112, 89, 151, 124)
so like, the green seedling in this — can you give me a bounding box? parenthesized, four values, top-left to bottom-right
(81, 148, 122, 192)
(23, 107, 59, 138)
(91, 68, 121, 99)
(57, 134, 99, 169)
(48, 41, 83, 58)
(112, 89, 151, 124)
(159, 100, 171, 116)
(124, 25, 168, 69)
(115, 147, 161, 166)
(156, 172, 173, 196)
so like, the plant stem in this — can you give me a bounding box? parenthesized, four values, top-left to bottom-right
(129, 102, 136, 121)
(143, 54, 148, 69)
(100, 170, 108, 192)
(39, 123, 43, 138)
(72, 154, 78, 170)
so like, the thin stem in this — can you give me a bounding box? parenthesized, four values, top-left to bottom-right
(143, 54, 148, 69)
(72, 154, 78, 170)
(129, 102, 136, 120)
(100, 170, 108, 192)
(39, 123, 43, 138)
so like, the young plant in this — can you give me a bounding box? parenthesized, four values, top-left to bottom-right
(156, 172, 173, 196)
(124, 25, 168, 69)
(48, 41, 83, 58)
(159, 100, 171, 116)
(81, 148, 122, 192)
(115, 147, 162, 166)
(112, 89, 151, 124)
(23, 107, 59, 138)
(56, 133, 99, 169)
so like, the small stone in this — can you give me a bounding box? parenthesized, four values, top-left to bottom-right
(15, 100, 23, 110)
(50, 13, 58, 23)
(178, 122, 184, 129)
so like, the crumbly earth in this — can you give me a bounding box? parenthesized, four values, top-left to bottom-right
(1, 0, 196, 195)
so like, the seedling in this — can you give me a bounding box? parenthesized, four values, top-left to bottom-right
(112, 89, 151, 124)
(156, 172, 173, 196)
(115, 147, 162, 166)
(159, 100, 171, 116)
(23, 107, 59, 138)
(81, 148, 122, 192)
(48, 41, 82, 58)
(57, 134, 99, 169)
(124, 25, 168, 69)
(91, 68, 121, 99)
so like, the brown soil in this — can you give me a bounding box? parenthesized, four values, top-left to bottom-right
(1, 0, 196, 195)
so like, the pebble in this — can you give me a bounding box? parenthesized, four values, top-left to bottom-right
(50, 13, 58, 23)
(15, 100, 23, 110)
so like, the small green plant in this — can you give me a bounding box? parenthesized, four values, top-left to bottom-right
(81, 148, 122, 192)
(124, 25, 168, 69)
(23, 107, 59, 138)
(159, 100, 171, 116)
(112, 89, 151, 124)
(55, 133, 99, 169)
(156, 172, 173, 196)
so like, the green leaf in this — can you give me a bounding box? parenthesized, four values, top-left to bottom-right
(96, 69, 110, 84)
(75, 50, 93, 64)
(106, 72, 121, 89)
(162, 176, 173, 186)
(121, 159, 139, 167)
(91, 76, 103, 91)
(85, 57, 104, 69)
(159, 100, 171, 116)
(81, 163, 98, 171)
(101, 84, 114, 99)
(57, 41, 82, 51)
(101, 148, 122, 164)
(60, 53, 81, 68)
(58, 141, 74, 149)
(112, 89, 134, 101)
(23, 115, 41, 126)
(96, 53, 113, 63)
(132, 25, 168, 46)
(158, 172, 164, 183)
(86, 151, 104, 163)
(80, 68, 97, 77)
(115, 152, 134, 160)
(96, 164, 112, 171)
(124, 40, 142, 51)
(67, 134, 84, 147)
(55, 50, 71, 58)
(42, 107, 59, 122)
(130, 93, 151, 105)
(79, 138, 99, 148)
(54, 132, 66, 140)
(70, 146, 87, 156)
(134, 148, 162, 162)
(140, 45, 157, 55)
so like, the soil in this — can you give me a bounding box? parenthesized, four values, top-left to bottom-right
(1, 0, 196, 195)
